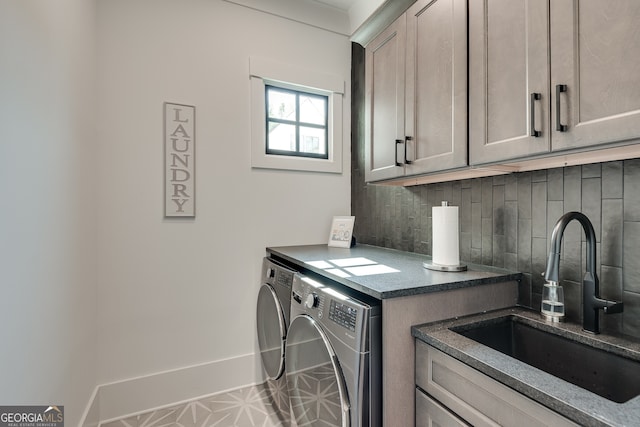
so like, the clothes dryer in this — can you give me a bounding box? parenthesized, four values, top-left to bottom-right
(256, 257, 296, 421)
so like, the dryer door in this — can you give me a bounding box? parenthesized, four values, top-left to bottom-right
(286, 315, 350, 427)
(257, 284, 286, 380)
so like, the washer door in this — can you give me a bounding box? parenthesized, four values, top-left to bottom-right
(257, 284, 286, 380)
(286, 315, 350, 427)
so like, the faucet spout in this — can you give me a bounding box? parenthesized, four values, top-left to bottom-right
(544, 212, 597, 283)
(544, 212, 623, 334)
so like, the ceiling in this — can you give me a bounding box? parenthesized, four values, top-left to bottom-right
(310, 0, 358, 11)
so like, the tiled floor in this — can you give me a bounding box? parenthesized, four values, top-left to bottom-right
(100, 384, 288, 427)
(287, 363, 343, 426)
(100, 364, 347, 427)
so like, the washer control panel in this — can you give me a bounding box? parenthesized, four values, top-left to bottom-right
(328, 300, 357, 332)
(291, 273, 381, 358)
(292, 277, 326, 319)
(290, 273, 374, 352)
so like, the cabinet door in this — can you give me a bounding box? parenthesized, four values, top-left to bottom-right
(365, 15, 407, 182)
(416, 389, 470, 427)
(405, 0, 467, 174)
(416, 342, 580, 427)
(469, 0, 550, 165)
(551, 0, 640, 151)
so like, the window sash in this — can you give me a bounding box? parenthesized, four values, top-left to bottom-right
(265, 85, 329, 159)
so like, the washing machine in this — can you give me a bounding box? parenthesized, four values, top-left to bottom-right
(286, 274, 382, 427)
(256, 257, 296, 422)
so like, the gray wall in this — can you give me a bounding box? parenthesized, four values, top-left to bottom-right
(351, 43, 640, 338)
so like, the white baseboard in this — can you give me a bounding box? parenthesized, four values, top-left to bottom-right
(79, 353, 262, 426)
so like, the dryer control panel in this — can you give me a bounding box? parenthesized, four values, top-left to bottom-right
(263, 258, 295, 291)
(262, 258, 296, 324)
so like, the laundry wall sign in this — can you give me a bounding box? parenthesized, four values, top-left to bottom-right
(164, 102, 195, 217)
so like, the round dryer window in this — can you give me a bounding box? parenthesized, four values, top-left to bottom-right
(286, 315, 349, 427)
(256, 284, 286, 380)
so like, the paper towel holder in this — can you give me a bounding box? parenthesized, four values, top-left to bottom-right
(423, 201, 467, 272)
(423, 261, 467, 272)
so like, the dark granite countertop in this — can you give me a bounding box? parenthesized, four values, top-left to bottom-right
(412, 307, 640, 426)
(267, 244, 521, 299)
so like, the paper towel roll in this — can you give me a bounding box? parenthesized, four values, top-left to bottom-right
(432, 203, 460, 266)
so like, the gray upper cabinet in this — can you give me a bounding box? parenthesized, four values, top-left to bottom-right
(551, 1, 640, 151)
(405, 0, 467, 175)
(365, 15, 407, 182)
(469, 0, 550, 165)
(365, 0, 467, 183)
(471, 0, 640, 165)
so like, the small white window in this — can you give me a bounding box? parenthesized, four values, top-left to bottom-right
(250, 57, 344, 173)
(266, 85, 328, 159)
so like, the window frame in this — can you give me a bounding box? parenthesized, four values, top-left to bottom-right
(265, 85, 329, 160)
(250, 56, 344, 174)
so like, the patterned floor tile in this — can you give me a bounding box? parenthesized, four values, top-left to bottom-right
(100, 414, 139, 427)
(175, 400, 212, 427)
(206, 385, 280, 427)
(263, 377, 290, 425)
(99, 384, 290, 427)
(287, 363, 343, 426)
(138, 406, 179, 427)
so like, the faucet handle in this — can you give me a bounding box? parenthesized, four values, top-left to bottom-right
(604, 300, 624, 314)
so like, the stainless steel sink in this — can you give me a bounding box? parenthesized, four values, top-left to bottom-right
(450, 315, 640, 403)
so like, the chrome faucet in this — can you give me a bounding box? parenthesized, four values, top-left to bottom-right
(544, 211, 623, 334)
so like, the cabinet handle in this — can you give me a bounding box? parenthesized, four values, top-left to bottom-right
(556, 84, 568, 132)
(404, 136, 412, 164)
(395, 139, 403, 166)
(530, 93, 542, 137)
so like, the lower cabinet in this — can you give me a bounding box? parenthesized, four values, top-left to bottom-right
(416, 390, 469, 427)
(415, 341, 578, 427)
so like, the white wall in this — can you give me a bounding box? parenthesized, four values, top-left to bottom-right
(0, 0, 350, 422)
(0, 1, 98, 426)
(95, 0, 350, 402)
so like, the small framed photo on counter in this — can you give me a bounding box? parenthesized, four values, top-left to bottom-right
(328, 216, 355, 248)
